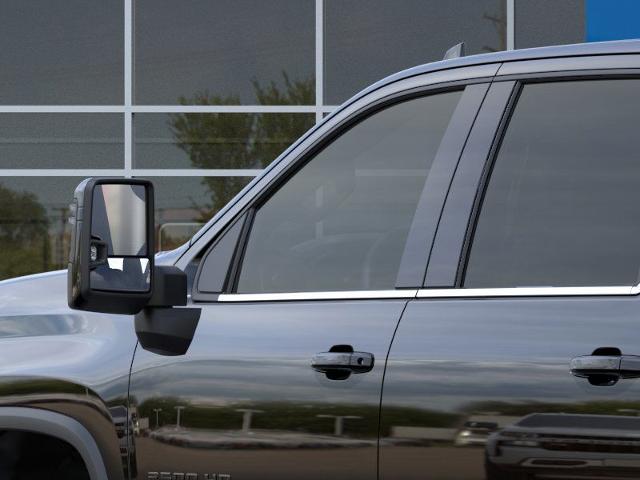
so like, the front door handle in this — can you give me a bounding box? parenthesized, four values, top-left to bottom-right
(570, 347, 640, 386)
(312, 346, 374, 376)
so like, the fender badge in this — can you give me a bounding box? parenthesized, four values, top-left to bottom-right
(148, 474, 231, 480)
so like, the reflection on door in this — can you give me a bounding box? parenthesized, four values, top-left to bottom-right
(129, 300, 406, 480)
(380, 297, 640, 480)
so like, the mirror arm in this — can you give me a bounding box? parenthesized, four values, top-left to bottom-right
(135, 265, 202, 356)
(134, 307, 200, 356)
(146, 266, 189, 307)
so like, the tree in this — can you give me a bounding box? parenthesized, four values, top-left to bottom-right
(0, 185, 49, 279)
(169, 73, 315, 220)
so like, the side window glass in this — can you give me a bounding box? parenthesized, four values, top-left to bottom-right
(195, 215, 245, 294)
(465, 79, 640, 288)
(236, 91, 463, 293)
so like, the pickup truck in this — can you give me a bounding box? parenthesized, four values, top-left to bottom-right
(1, 40, 640, 480)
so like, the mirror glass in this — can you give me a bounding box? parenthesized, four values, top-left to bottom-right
(90, 258, 150, 292)
(91, 184, 147, 256)
(89, 184, 151, 292)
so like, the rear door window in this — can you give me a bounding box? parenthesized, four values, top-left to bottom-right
(464, 79, 640, 288)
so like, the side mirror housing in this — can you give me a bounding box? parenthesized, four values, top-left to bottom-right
(67, 178, 201, 356)
(67, 178, 155, 314)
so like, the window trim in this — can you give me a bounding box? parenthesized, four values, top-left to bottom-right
(218, 289, 418, 302)
(418, 285, 638, 298)
(216, 284, 639, 303)
(191, 211, 250, 302)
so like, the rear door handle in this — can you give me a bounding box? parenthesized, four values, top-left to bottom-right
(311, 349, 374, 374)
(570, 348, 640, 385)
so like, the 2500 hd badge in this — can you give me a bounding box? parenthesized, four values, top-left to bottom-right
(148, 473, 230, 480)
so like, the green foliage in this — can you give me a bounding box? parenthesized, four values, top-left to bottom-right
(169, 74, 315, 220)
(0, 185, 50, 279)
(252, 73, 315, 106)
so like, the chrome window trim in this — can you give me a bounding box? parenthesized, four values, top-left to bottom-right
(218, 290, 418, 302)
(216, 285, 640, 302)
(418, 285, 638, 298)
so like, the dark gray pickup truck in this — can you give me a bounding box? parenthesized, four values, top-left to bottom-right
(1, 40, 640, 480)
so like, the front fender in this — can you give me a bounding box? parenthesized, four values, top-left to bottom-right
(0, 405, 110, 480)
(0, 377, 128, 480)
(0, 270, 140, 479)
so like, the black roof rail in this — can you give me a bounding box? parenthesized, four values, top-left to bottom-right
(443, 42, 465, 60)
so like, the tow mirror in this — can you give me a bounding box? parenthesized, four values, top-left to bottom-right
(68, 178, 201, 356)
(68, 178, 154, 314)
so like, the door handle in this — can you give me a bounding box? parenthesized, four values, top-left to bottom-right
(311, 345, 374, 377)
(570, 347, 640, 386)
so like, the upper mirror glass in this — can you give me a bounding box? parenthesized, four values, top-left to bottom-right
(91, 184, 147, 257)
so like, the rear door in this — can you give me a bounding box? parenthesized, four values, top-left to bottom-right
(129, 71, 494, 480)
(381, 66, 640, 479)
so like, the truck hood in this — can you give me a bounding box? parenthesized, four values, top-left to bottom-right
(0, 267, 137, 397)
(0, 270, 69, 318)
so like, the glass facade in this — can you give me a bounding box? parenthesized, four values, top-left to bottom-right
(134, 113, 315, 169)
(515, 0, 585, 48)
(0, 114, 123, 169)
(135, 0, 315, 105)
(0, 0, 635, 280)
(325, 0, 505, 104)
(0, 1, 124, 104)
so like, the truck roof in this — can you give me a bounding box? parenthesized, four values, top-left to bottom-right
(360, 39, 640, 100)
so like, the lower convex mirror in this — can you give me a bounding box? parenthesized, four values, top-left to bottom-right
(68, 178, 155, 314)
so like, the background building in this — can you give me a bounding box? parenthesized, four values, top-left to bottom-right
(0, 0, 637, 279)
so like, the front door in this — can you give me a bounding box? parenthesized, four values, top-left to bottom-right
(380, 77, 640, 479)
(129, 85, 476, 479)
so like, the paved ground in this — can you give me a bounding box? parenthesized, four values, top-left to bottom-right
(381, 446, 485, 479)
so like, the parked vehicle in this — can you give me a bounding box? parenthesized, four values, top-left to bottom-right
(485, 413, 640, 479)
(454, 421, 499, 447)
(1, 40, 640, 480)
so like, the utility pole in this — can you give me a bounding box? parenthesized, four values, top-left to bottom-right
(153, 408, 163, 428)
(174, 406, 186, 429)
(316, 414, 363, 436)
(235, 409, 263, 433)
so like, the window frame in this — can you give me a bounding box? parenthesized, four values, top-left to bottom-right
(182, 65, 500, 302)
(191, 211, 251, 301)
(424, 57, 640, 298)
